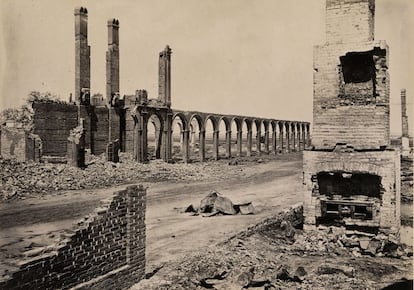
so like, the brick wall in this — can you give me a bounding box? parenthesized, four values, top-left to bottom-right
(0, 127, 26, 161)
(124, 106, 135, 153)
(312, 0, 390, 150)
(32, 103, 128, 158)
(326, 0, 375, 44)
(33, 103, 79, 157)
(312, 40, 389, 150)
(0, 185, 146, 290)
(303, 150, 400, 233)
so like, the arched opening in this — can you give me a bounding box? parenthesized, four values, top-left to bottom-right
(231, 118, 240, 156)
(242, 119, 252, 157)
(147, 114, 162, 160)
(218, 118, 230, 158)
(171, 114, 188, 162)
(189, 115, 203, 162)
(252, 120, 259, 154)
(205, 117, 217, 160)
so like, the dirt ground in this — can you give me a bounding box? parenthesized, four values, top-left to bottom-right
(0, 152, 412, 289)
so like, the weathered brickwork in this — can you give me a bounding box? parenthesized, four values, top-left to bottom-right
(313, 0, 389, 150)
(303, 0, 399, 236)
(106, 19, 120, 105)
(303, 150, 401, 233)
(33, 103, 78, 157)
(74, 7, 91, 104)
(158, 46, 172, 108)
(0, 185, 146, 290)
(325, 0, 375, 44)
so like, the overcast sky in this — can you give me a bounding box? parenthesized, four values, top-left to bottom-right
(0, 0, 413, 135)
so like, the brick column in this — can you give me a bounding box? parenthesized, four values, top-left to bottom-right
(226, 130, 232, 158)
(74, 7, 90, 105)
(237, 130, 243, 156)
(247, 130, 252, 157)
(199, 130, 206, 162)
(126, 185, 146, 280)
(272, 130, 277, 155)
(182, 129, 190, 163)
(264, 130, 269, 154)
(213, 130, 219, 160)
(256, 128, 261, 154)
(285, 126, 290, 153)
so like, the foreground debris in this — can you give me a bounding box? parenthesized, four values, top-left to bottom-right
(134, 206, 413, 290)
(184, 191, 254, 216)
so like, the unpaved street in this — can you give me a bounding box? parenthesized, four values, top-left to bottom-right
(0, 153, 304, 277)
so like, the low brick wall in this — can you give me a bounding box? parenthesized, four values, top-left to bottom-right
(0, 127, 41, 162)
(0, 185, 146, 290)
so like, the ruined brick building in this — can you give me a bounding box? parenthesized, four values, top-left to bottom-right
(303, 0, 400, 236)
(1, 6, 310, 163)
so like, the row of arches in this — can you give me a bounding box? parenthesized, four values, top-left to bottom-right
(141, 109, 310, 163)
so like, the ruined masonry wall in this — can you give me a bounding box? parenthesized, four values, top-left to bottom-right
(0, 185, 146, 290)
(303, 150, 401, 233)
(32, 103, 124, 157)
(33, 103, 78, 157)
(312, 41, 389, 149)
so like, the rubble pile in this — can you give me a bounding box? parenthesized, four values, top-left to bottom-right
(184, 191, 254, 216)
(136, 207, 413, 290)
(0, 153, 245, 201)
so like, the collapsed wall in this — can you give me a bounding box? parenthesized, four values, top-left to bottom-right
(0, 185, 146, 290)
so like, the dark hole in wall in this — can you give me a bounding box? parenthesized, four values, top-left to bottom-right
(340, 51, 375, 83)
(317, 171, 381, 198)
(339, 48, 386, 84)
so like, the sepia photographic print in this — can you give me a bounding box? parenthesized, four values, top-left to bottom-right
(0, 0, 413, 289)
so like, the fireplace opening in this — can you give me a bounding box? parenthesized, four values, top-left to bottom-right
(316, 171, 382, 228)
(317, 171, 381, 198)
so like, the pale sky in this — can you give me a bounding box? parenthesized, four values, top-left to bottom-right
(0, 0, 413, 135)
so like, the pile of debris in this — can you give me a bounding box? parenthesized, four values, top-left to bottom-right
(135, 206, 413, 290)
(0, 154, 246, 201)
(184, 191, 254, 216)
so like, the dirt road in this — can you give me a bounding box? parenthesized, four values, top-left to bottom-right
(0, 153, 304, 277)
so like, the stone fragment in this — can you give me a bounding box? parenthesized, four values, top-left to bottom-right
(237, 202, 255, 215)
(200, 191, 219, 213)
(214, 196, 236, 215)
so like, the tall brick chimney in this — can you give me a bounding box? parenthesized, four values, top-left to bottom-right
(74, 7, 91, 105)
(106, 18, 120, 106)
(303, 0, 400, 237)
(158, 45, 172, 108)
(312, 0, 389, 150)
(401, 89, 409, 138)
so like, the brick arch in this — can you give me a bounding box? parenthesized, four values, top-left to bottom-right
(147, 113, 163, 159)
(218, 116, 231, 132)
(204, 115, 218, 131)
(270, 120, 277, 133)
(189, 113, 204, 132)
(243, 118, 253, 132)
(231, 117, 243, 132)
(253, 119, 262, 132)
(172, 112, 188, 130)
